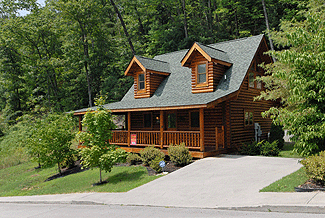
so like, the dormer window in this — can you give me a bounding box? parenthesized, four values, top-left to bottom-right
(197, 63, 207, 84)
(138, 73, 145, 90)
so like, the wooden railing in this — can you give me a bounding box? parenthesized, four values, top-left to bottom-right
(216, 126, 225, 150)
(163, 131, 200, 149)
(109, 130, 128, 145)
(130, 131, 160, 146)
(109, 130, 200, 149)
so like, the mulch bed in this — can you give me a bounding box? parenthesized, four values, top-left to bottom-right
(295, 179, 325, 192)
(44, 161, 87, 182)
(44, 160, 183, 182)
(115, 161, 183, 176)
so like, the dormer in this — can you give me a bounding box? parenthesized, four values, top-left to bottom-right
(125, 55, 170, 99)
(181, 42, 232, 93)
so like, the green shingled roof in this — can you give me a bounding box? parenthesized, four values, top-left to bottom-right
(135, 55, 170, 74)
(74, 34, 266, 113)
(194, 42, 231, 64)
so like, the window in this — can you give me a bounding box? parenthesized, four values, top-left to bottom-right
(249, 71, 255, 88)
(167, 113, 176, 129)
(144, 113, 152, 128)
(197, 63, 207, 84)
(190, 111, 199, 128)
(138, 73, 145, 90)
(244, 111, 253, 126)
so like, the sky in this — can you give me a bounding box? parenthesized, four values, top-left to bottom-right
(18, 0, 46, 16)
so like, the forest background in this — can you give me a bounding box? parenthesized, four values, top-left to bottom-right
(0, 0, 308, 123)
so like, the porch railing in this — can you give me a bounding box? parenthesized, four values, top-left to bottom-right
(163, 131, 200, 149)
(110, 130, 200, 149)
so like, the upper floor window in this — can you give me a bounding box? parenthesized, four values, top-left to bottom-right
(248, 61, 262, 89)
(197, 63, 207, 84)
(138, 73, 145, 90)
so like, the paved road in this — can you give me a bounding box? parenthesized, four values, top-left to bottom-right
(1, 203, 324, 218)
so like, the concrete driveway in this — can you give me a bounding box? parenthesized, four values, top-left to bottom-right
(105, 155, 302, 208)
(2, 155, 325, 212)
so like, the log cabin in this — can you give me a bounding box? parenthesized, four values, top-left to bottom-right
(74, 34, 275, 158)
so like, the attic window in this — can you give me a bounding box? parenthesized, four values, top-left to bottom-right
(197, 63, 207, 84)
(138, 73, 145, 90)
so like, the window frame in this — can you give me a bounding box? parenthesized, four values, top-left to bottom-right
(166, 111, 177, 130)
(137, 72, 146, 92)
(244, 110, 254, 127)
(196, 61, 208, 87)
(189, 111, 200, 130)
(143, 112, 152, 129)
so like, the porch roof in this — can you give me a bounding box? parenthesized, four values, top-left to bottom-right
(74, 34, 265, 114)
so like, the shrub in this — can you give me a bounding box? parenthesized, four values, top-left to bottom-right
(301, 151, 325, 185)
(239, 141, 262, 156)
(269, 123, 285, 150)
(140, 146, 165, 166)
(168, 143, 192, 166)
(126, 153, 142, 165)
(261, 140, 280, 156)
(149, 156, 164, 173)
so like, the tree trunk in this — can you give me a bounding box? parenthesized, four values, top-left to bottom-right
(99, 168, 102, 183)
(134, 5, 145, 35)
(180, 0, 188, 38)
(261, 0, 276, 62)
(110, 0, 135, 55)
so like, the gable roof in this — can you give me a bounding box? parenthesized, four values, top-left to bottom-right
(74, 34, 267, 114)
(181, 42, 232, 67)
(124, 55, 170, 76)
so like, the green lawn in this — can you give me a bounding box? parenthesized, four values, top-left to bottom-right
(279, 142, 302, 158)
(0, 161, 160, 197)
(260, 167, 308, 192)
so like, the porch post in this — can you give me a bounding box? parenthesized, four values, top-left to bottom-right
(160, 110, 164, 149)
(127, 112, 131, 147)
(199, 108, 205, 152)
(78, 115, 82, 132)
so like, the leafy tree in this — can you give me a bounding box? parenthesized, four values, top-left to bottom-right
(257, 0, 325, 156)
(77, 103, 127, 184)
(26, 113, 77, 174)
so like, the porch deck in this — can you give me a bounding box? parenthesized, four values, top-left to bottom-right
(109, 127, 226, 158)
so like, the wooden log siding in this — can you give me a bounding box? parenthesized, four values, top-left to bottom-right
(230, 56, 273, 149)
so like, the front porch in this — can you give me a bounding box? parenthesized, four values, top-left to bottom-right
(109, 127, 225, 158)
(77, 107, 228, 158)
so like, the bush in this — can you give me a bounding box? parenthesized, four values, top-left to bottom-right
(168, 143, 192, 166)
(261, 140, 280, 156)
(239, 141, 262, 156)
(301, 151, 325, 185)
(126, 153, 142, 165)
(269, 123, 285, 150)
(239, 140, 280, 157)
(149, 156, 165, 173)
(140, 146, 165, 166)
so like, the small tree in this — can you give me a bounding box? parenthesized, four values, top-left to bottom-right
(77, 105, 127, 183)
(26, 113, 76, 174)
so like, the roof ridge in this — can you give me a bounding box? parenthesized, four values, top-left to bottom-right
(208, 34, 264, 47)
(135, 55, 169, 64)
(196, 42, 227, 54)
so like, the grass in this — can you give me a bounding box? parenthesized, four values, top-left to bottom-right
(0, 161, 160, 197)
(279, 142, 302, 158)
(260, 167, 308, 192)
